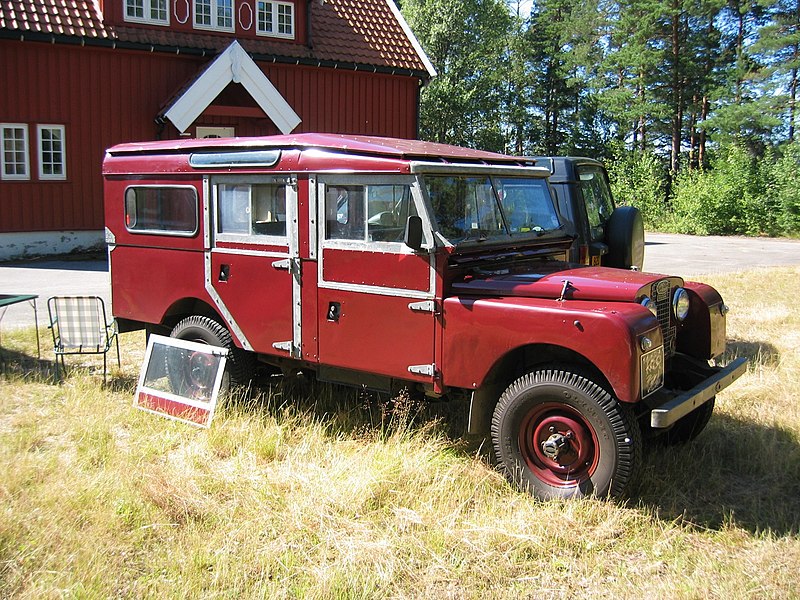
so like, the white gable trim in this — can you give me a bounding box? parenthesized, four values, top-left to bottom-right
(164, 40, 302, 134)
(385, 0, 437, 79)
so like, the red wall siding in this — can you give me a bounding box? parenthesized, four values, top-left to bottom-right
(0, 40, 419, 233)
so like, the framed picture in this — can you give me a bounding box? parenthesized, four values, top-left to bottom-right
(134, 334, 228, 428)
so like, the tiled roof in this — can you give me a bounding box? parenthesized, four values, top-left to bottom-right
(0, 0, 431, 75)
(0, 0, 109, 38)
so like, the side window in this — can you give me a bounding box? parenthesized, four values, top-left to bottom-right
(367, 185, 417, 243)
(124, 186, 198, 235)
(216, 183, 287, 239)
(577, 166, 614, 242)
(325, 183, 416, 243)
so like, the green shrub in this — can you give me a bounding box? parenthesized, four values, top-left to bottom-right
(608, 150, 669, 229)
(670, 145, 764, 235)
(761, 142, 800, 235)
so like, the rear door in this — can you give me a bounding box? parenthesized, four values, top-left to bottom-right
(205, 175, 301, 357)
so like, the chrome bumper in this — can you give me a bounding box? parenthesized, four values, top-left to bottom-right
(650, 357, 748, 428)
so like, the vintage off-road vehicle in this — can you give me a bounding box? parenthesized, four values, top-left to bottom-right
(540, 156, 644, 270)
(103, 134, 745, 499)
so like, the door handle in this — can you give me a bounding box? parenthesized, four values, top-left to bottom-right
(272, 258, 301, 275)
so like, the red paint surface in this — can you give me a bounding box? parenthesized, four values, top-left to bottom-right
(322, 248, 431, 291)
(441, 296, 660, 403)
(136, 391, 210, 426)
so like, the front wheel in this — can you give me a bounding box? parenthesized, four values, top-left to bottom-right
(491, 368, 641, 500)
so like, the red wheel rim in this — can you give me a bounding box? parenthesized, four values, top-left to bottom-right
(518, 402, 600, 489)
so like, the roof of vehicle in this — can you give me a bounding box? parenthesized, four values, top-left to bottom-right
(107, 133, 536, 165)
(533, 156, 605, 183)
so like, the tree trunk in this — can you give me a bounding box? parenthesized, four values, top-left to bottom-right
(670, 2, 683, 174)
(790, 63, 798, 142)
(699, 95, 709, 168)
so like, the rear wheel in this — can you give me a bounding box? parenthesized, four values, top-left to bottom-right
(491, 368, 641, 500)
(169, 316, 255, 394)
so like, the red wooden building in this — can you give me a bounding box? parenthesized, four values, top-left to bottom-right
(0, 0, 434, 259)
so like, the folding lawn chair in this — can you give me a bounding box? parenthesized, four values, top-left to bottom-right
(47, 296, 121, 383)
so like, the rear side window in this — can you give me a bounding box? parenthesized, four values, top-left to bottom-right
(124, 186, 198, 235)
(216, 183, 288, 239)
(577, 166, 614, 242)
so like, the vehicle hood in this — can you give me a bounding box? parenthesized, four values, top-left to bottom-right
(451, 265, 682, 302)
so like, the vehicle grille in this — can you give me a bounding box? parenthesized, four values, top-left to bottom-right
(652, 279, 676, 357)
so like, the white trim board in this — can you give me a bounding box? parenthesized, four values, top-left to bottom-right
(164, 40, 302, 134)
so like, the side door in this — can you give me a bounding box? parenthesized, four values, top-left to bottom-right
(205, 175, 301, 357)
(315, 175, 437, 384)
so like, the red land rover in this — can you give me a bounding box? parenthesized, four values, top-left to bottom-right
(103, 134, 746, 500)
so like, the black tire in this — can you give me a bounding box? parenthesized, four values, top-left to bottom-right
(605, 205, 645, 270)
(169, 316, 255, 393)
(662, 398, 715, 445)
(491, 368, 641, 500)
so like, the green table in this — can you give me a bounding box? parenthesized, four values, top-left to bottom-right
(0, 294, 40, 362)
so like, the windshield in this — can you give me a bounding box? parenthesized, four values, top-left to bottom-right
(424, 175, 561, 245)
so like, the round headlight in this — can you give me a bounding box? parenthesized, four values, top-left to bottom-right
(640, 296, 657, 316)
(672, 287, 690, 322)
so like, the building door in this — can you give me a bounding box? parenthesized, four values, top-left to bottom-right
(315, 176, 437, 385)
(205, 175, 301, 358)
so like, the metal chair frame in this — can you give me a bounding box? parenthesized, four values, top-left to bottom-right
(47, 296, 121, 383)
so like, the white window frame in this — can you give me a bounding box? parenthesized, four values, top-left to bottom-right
(256, 1, 295, 39)
(1, 123, 30, 181)
(194, 0, 235, 32)
(123, 0, 170, 26)
(37, 125, 67, 181)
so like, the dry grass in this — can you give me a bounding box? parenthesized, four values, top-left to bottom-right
(1, 266, 799, 598)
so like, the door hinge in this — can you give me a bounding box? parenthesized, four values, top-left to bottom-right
(408, 363, 436, 377)
(408, 300, 437, 314)
(272, 341, 297, 357)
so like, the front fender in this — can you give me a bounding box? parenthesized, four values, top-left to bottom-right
(442, 296, 660, 404)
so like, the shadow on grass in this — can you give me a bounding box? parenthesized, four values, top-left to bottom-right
(1, 347, 135, 392)
(722, 338, 779, 368)
(0, 347, 52, 381)
(634, 413, 800, 536)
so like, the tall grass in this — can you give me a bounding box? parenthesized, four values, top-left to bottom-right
(1, 267, 799, 598)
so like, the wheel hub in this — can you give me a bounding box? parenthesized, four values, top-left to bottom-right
(541, 429, 572, 461)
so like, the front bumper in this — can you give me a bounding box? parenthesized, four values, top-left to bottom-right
(650, 357, 748, 428)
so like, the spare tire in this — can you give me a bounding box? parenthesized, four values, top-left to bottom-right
(604, 205, 644, 270)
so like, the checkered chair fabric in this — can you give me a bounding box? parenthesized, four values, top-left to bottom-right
(47, 296, 120, 382)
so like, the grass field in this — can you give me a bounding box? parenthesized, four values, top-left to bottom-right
(1, 267, 798, 598)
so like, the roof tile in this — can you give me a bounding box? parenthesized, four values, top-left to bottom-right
(1, 0, 429, 74)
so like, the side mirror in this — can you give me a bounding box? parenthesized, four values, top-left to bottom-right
(404, 215, 424, 251)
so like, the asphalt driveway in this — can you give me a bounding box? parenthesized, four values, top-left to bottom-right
(1, 233, 799, 330)
(643, 233, 800, 276)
